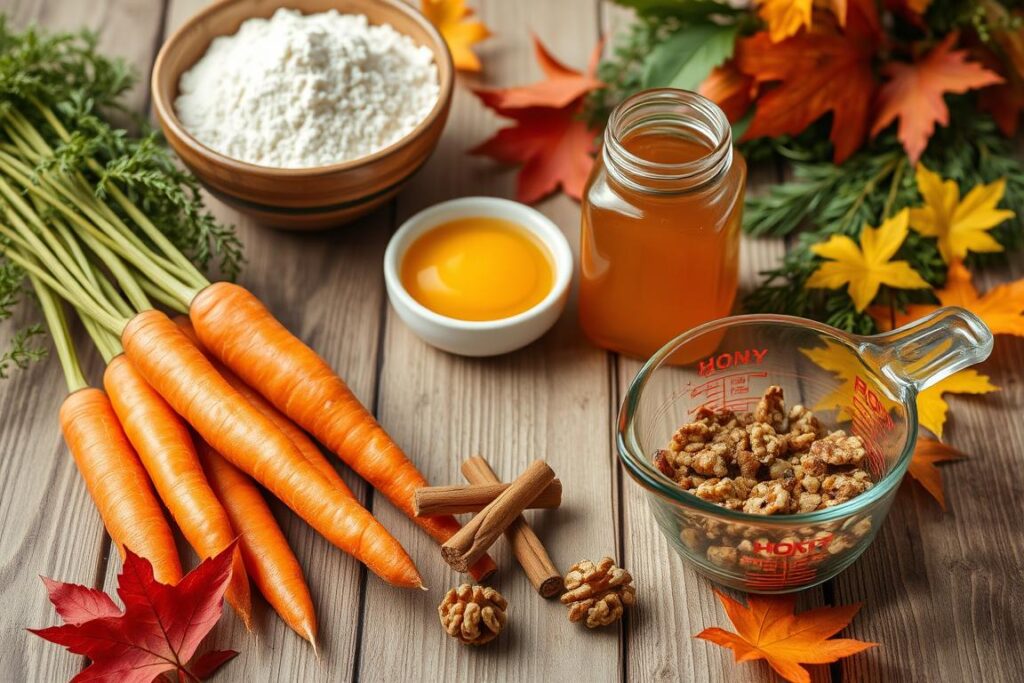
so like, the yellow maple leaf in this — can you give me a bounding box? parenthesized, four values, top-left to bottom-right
(917, 369, 997, 438)
(800, 339, 863, 420)
(801, 343, 995, 438)
(807, 209, 931, 312)
(908, 164, 1014, 263)
(422, 0, 492, 72)
(757, 0, 846, 42)
(871, 259, 1024, 337)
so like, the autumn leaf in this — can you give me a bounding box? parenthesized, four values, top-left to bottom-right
(735, 0, 880, 162)
(696, 591, 877, 683)
(755, 0, 847, 42)
(870, 260, 1024, 337)
(30, 544, 238, 683)
(979, 74, 1024, 136)
(871, 35, 1002, 163)
(806, 209, 931, 311)
(475, 36, 602, 110)
(908, 164, 1014, 263)
(800, 339, 864, 420)
(699, 60, 756, 122)
(917, 369, 997, 438)
(472, 40, 602, 203)
(422, 0, 491, 72)
(908, 437, 966, 509)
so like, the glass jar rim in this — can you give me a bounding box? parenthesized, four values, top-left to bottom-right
(603, 88, 733, 192)
(616, 313, 919, 524)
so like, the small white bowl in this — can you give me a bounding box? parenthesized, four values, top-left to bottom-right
(384, 197, 573, 356)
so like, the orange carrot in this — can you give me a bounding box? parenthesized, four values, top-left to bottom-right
(120, 309, 422, 588)
(173, 316, 354, 498)
(59, 387, 182, 585)
(103, 354, 252, 628)
(197, 440, 317, 646)
(189, 282, 496, 580)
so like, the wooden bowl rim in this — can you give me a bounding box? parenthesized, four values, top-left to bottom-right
(150, 0, 454, 179)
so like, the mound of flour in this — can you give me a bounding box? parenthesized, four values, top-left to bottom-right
(175, 9, 439, 168)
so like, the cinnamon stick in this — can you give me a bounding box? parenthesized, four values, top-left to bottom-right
(462, 456, 564, 598)
(440, 459, 555, 573)
(414, 480, 562, 517)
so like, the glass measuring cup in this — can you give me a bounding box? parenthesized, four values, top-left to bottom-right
(617, 308, 992, 593)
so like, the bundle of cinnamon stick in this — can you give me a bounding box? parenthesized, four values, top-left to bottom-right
(415, 456, 564, 598)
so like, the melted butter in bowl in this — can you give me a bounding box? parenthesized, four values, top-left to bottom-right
(400, 217, 554, 322)
(384, 197, 573, 357)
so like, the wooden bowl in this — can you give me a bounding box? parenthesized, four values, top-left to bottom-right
(151, 0, 453, 230)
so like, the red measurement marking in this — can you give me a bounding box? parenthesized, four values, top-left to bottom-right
(850, 376, 891, 476)
(742, 554, 824, 590)
(697, 348, 769, 377)
(739, 534, 833, 590)
(687, 371, 769, 415)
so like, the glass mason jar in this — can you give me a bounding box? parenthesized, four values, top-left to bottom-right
(579, 89, 746, 361)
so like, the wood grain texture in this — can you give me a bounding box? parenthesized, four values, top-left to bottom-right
(834, 254, 1024, 682)
(101, 2, 389, 680)
(595, 5, 832, 681)
(0, 1, 167, 679)
(359, 1, 621, 680)
(3, 0, 1024, 681)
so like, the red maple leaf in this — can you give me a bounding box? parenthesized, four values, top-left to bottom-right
(735, 0, 881, 162)
(471, 39, 602, 203)
(699, 60, 756, 123)
(30, 544, 238, 683)
(872, 34, 1003, 162)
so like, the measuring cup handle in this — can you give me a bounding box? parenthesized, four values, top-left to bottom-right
(856, 306, 994, 392)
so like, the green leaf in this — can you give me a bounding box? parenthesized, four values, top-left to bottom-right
(641, 23, 739, 91)
(614, 0, 741, 19)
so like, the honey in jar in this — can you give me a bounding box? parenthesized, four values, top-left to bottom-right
(579, 89, 746, 359)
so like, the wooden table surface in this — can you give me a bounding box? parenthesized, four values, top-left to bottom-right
(2, 1, 1023, 681)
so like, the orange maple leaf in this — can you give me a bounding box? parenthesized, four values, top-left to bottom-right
(908, 437, 966, 509)
(870, 260, 1024, 337)
(697, 591, 877, 683)
(872, 35, 1003, 163)
(422, 0, 491, 73)
(474, 36, 603, 110)
(735, 0, 881, 162)
(471, 40, 602, 203)
(698, 60, 756, 123)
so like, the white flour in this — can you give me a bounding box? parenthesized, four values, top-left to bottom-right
(175, 9, 439, 168)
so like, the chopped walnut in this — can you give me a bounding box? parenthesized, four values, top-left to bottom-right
(743, 480, 793, 515)
(822, 470, 873, 503)
(653, 449, 676, 479)
(735, 450, 761, 479)
(438, 584, 507, 645)
(653, 385, 877, 517)
(747, 422, 787, 463)
(809, 431, 867, 467)
(755, 385, 787, 431)
(707, 546, 738, 567)
(561, 557, 636, 628)
(685, 442, 731, 477)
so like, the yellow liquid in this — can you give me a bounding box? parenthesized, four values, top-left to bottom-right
(400, 217, 554, 321)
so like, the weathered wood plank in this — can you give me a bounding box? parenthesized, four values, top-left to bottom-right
(93, 2, 387, 679)
(358, 1, 621, 680)
(594, 4, 832, 682)
(0, 1, 167, 679)
(835, 253, 1024, 681)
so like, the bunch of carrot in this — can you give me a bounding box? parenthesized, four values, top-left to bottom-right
(0, 102, 495, 645)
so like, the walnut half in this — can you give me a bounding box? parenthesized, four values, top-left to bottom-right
(438, 584, 508, 645)
(561, 557, 636, 628)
